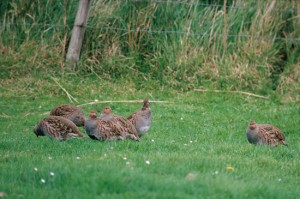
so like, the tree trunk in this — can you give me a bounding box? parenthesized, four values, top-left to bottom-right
(66, 0, 91, 70)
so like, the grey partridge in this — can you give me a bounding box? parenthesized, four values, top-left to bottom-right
(99, 106, 139, 138)
(246, 120, 287, 146)
(85, 110, 139, 141)
(34, 116, 84, 141)
(127, 98, 151, 136)
(50, 104, 85, 127)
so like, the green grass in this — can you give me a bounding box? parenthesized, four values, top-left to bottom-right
(0, 77, 299, 198)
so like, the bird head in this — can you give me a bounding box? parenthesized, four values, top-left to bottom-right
(102, 106, 112, 115)
(33, 122, 44, 137)
(89, 110, 98, 119)
(249, 120, 257, 130)
(142, 99, 150, 110)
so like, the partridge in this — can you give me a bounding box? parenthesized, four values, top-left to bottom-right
(34, 116, 84, 141)
(246, 120, 287, 146)
(50, 104, 85, 127)
(127, 98, 151, 136)
(99, 106, 139, 138)
(85, 110, 139, 141)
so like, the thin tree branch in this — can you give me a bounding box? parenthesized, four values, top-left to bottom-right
(77, 100, 168, 107)
(51, 77, 78, 103)
(194, 89, 269, 99)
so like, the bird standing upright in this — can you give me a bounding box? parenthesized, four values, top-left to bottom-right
(127, 98, 151, 137)
(34, 116, 84, 141)
(246, 120, 287, 146)
(85, 110, 139, 141)
(50, 104, 85, 127)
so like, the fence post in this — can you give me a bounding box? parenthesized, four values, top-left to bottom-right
(297, 0, 300, 27)
(66, 0, 91, 69)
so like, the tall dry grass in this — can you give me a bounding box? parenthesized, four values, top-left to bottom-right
(0, 0, 299, 100)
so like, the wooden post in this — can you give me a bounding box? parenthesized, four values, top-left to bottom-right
(66, 0, 91, 69)
(296, 0, 300, 27)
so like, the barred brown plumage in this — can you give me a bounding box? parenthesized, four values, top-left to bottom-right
(246, 120, 287, 146)
(33, 116, 84, 141)
(85, 110, 139, 141)
(127, 98, 151, 137)
(50, 104, 85, 127)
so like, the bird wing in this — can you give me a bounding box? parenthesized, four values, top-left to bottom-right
(47, 116, 84, 138)
(258, 124, 285, 145)
(50, 104, 78, 117)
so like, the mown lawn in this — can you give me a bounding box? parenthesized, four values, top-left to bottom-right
(0, 79, 299, 199)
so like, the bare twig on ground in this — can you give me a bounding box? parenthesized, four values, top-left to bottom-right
(194, 89, 269, 99)
(77, 100, 168, 107)
(51, 77, 78, 103)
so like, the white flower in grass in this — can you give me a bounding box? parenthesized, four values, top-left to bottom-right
(145, 160, 150, 165)
(189, 140, 193, 143)
(184, 144, 188, 146)
(34, 167, 38, 172)
(181, 117, 183, 120)
(151, 139, 155, 142)
(278, 178, 282, 182)
(41, 179, 46, 183)
(212, 170, 219, 175)
(126, 161, 130, 165)
(94, 99, 99, 102)
(50, 172, 55, 176)
(76, 156, 80, 160)
(123, 157, 127, 160)
(48, 156, 52, 160)
(39, 106, 42, 109)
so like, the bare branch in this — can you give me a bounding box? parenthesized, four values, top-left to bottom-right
(51, 77, 78, 103)
(77, 100, 168, 107)
(194, 89, 269, 99)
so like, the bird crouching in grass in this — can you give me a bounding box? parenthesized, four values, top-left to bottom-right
(85, 110, 139, 141)
(127, 98, 151, 137)
(34, 116, 84, 141)
(99, 106, 139, 139)
(246, 120, 288, 147)
(50, 104, 85, 127)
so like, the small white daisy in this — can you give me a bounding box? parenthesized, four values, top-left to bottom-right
(123, 157, 127, 160)
(126, 161, 130, 165)
(184, 144, 188, 146)
(41, 179, 46, 183)
(145, 160, 150, 165)
(151, 139, 155, 142)
(34, 167, 38, 172)
(214, 170, 219, 175)
(189, 141, 193, 143)
(278, 178, 282, 182)
(48, 156, 52, 160)
(94, 99, 99, 102)
(50, 172, 55, 176)
(76, 157, 80, 160)
(180, 117, 183, 120)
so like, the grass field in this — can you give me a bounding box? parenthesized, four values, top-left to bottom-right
(0, 77, 299, 199)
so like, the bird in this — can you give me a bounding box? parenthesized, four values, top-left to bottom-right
(50, 104, 85, 127)
(246, 120, 287, 146)
(99, 106, 139, 138)
(33, 116, 84, 141)
(127, 98, 151, 136)
(85, 110, 139, 141)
